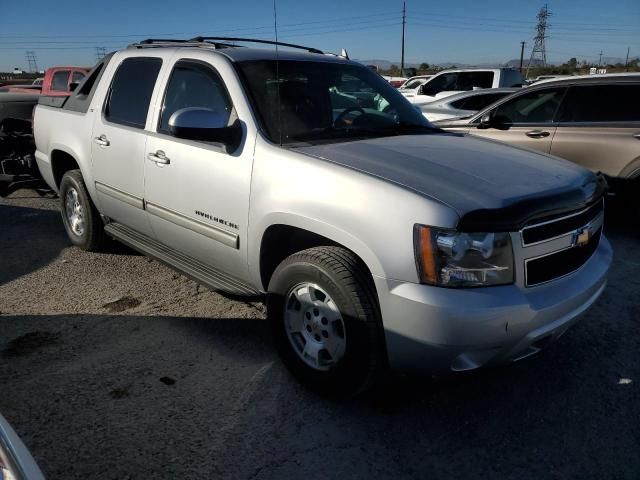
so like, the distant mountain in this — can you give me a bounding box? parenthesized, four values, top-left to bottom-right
(356, 59, 421, 69)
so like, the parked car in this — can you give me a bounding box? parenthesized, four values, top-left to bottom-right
(530, 74, 572, 84)
(0, 92, 42, 197)
(398, 75, 432, 97)
(419, 88, 517, 122)
(34, 39, 610, 396)
(381, 75, 408, 87)
(0, 92, 39, 128)
(434, 74, 640, 191)
(7, 66, 90, 96)
(407, 68, 525, 106)
(0, 413, 45, 480)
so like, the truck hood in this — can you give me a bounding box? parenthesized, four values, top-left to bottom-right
(294, 133, 603, 230)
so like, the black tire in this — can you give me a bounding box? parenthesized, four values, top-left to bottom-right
(267, 246, 386, 397)
(59, 169, 105, 251)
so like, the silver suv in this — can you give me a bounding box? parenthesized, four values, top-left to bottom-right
(33, 38, 611, 396)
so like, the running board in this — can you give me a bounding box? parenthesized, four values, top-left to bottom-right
(104, 222, 260, 296)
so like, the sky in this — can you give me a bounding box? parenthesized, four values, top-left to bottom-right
(0, 0, 638, 72)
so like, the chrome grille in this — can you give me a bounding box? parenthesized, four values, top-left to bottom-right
(521, 199, 604, 287)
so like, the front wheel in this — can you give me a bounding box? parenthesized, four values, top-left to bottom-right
(59, 170, 105, 251)
(267, 246, 386, 397)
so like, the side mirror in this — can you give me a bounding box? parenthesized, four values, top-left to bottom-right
(0, 413, 45, 480)
(69, 82, 79, 92)
(169, 108, 240, 147)
(477, 112, 494, 129)
(419, 84, 437, 97)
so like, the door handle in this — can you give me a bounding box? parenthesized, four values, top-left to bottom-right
(93, 134, 110, 147)
(525, 130, 550, 139)
(147, 150, 170, 165)
(633, 133, 640, 140)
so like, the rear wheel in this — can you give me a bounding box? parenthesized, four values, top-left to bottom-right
(59, 170, 105, 251)
(267, 246, 386, 397)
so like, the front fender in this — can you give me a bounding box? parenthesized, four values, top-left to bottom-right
(249, 212, 387, 288)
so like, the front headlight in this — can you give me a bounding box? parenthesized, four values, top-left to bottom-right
(414, 225, 514, 287)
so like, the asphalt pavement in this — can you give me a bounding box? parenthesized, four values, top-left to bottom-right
(1, 190, 638, 479)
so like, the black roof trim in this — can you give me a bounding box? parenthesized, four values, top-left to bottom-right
(128, 37, 324, 55)
(534, 75, 640, 88)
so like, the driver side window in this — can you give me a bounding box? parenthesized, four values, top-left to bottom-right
(421, 73, 457, 96)
(159, 60, 232, 134)
(492, 87, 565, 124)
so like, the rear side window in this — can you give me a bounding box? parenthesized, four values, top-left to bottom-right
(558, 84, 640, 123)
(105, 57, 162, 129)
(51, 70, 70, 91)
(492, 87, 565, 124)
(421, 73, 458, 96)
(159, 60, 232, 134)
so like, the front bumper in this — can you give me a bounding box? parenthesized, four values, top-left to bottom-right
(375, 235, 612, 374)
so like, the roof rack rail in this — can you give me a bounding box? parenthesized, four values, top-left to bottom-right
(137, 39, 192, 44)
(189, 37, 324, 54)
(130, 38, 239, 49)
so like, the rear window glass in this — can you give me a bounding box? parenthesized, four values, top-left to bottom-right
(558, 84, 640, 123)
(105, 57, 162, 129)
(51, 70, 70, 91)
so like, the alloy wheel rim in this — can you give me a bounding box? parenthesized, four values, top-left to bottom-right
(65, 187, 85, 237)
(284, 282, 347, 371)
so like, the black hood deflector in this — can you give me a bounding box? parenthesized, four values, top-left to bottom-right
(456, 173, 607, 232)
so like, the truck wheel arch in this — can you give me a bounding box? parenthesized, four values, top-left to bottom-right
(51, 148, 81, 188)
(257, 220, 385, 293)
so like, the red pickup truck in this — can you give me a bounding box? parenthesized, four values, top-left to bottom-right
(7, 66, 90, 96)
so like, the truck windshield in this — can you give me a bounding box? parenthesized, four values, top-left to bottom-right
(236, 60, 435, 144)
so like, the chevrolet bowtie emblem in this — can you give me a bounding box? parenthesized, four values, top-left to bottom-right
(573, 225, 592, 247)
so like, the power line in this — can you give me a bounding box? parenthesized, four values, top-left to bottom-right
(409, 10, 640, 29)
(0, 10, 401, 40)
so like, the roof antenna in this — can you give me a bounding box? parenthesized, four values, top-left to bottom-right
(273, 0, 282, 146)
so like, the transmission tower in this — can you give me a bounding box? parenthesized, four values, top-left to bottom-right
(25, 51, 38, 73)
(526, 4, 551, 76)
(95, 47, 107, 62)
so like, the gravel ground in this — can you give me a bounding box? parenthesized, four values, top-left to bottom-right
(1, 190, 638, 480)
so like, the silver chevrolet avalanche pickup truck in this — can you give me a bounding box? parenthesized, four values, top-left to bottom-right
(34, 38, 611, 395)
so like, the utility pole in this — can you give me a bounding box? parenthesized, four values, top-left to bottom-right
(625, 47, 630, 71)
(526, 4, 550, 77)
(519, 41, 526, 72)
(401, 1, 406, 76)
(598, 51, 603, 67)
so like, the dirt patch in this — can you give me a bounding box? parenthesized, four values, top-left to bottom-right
(159, 376, 176, 386)
(109, 386, 131, 399)
(102, 296, 141, 313)
(2, 331, 60, 357)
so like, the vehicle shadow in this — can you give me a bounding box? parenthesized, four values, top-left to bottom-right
(0, 204, 68, 286)
(0, 202, 138, 287)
